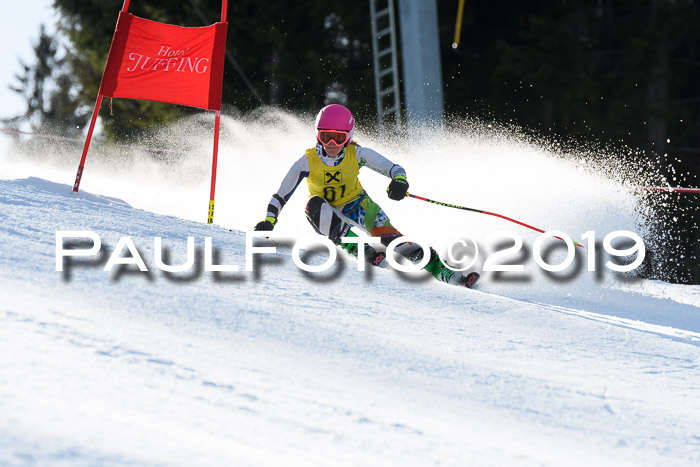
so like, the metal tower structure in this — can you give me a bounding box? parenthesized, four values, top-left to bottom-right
(369, 0, 402, 133)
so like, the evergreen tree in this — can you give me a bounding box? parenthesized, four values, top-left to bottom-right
(4, 24, 89, 137)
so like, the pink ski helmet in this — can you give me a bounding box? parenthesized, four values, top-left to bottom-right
(315, 104, 355, 147)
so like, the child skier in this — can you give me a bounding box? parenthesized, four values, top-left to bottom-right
(254, 104, 478, 288)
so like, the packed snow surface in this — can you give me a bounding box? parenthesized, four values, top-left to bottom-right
(1, 112, 699, 466)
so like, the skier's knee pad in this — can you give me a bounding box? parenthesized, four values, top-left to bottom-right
(305, 196, 348, 243)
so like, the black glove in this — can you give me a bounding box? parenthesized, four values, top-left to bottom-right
(387, 176, 409, 200)
(254, 217, 276, 231)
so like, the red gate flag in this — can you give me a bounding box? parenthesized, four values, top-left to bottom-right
(73, 1, 229, 225)
(100, 12, 227, 111)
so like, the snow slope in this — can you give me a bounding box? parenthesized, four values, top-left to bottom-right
(1, 112, 699, 466)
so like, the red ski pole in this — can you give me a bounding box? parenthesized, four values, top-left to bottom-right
(406, 192, 582, 247)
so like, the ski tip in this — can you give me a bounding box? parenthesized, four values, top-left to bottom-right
(460, 272, 480, 289)
(369, 251, 387, 268)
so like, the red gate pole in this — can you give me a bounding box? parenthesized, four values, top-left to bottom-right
(73, 94, 103, 192)
(208, 110, 221, 224)
(72, 0, 132, 193)
(207, 0, 229, 223)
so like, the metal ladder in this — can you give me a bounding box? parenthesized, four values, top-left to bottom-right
(369, 0, 402, 133)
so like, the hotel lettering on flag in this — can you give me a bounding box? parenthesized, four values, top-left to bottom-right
(73, 0, 229, 224)
(100, 15, 227, 109)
